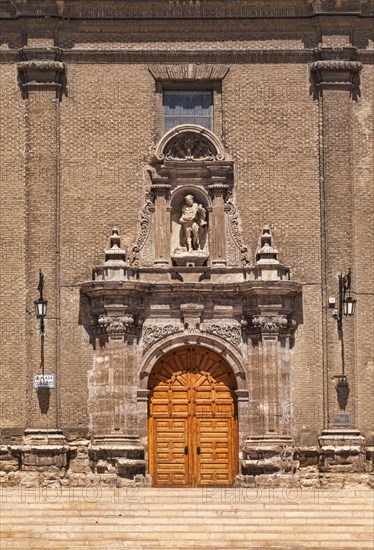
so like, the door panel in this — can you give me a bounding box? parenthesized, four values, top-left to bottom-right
(197, 417, 233, 486)
(153, 418, 189, 486)
(149, 346, 238, 487)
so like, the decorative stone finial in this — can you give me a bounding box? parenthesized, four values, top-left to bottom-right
(256, 225, 279, 265)
(104, 228, 126, 267)
(93, 228, 127, 281)
(253, 225, 290, 282)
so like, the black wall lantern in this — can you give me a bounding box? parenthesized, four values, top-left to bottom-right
(337, 269, 357, 335)
(34, 270, 48, 335)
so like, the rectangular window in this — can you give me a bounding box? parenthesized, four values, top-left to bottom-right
(163, 90, 212, 132)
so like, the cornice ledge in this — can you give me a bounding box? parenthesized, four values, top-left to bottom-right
(3, 1, 314, 20)
(80, 277, 302, 299)
(308, 0, 368, 14)
(61, 49, 313, 65)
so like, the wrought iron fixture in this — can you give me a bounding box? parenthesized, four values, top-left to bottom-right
(34, 270, 48, 335)
(337, 269, 356, 335)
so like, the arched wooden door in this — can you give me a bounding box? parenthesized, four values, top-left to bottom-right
(148, 346, 238, 487)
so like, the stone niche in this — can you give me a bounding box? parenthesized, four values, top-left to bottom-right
(125, 124, 250, 275)
(170, 189, 209, 267)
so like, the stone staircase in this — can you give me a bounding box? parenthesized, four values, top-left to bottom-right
(1, 487, 373, 549)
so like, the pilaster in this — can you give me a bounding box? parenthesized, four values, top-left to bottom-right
(17, 47, 66, 435)
(151, 179, 171, 266)
(208, 179, 229, 266)
(311, 46, 362, 431)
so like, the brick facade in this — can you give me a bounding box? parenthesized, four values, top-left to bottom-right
(0, 0, 373, 487)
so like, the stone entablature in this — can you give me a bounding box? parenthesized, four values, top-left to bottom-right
(3, 0, 373, 19)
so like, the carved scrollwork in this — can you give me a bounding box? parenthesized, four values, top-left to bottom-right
(164, 133, 218, 162)
(142, 324, 182, 350)
(129, 194, 153, 265)
(203, 323, 242, 350)
(225, 194, 251, 266)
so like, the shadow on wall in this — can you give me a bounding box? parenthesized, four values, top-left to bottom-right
(36, 387, 50, 414)
(79, 290, 98, 349)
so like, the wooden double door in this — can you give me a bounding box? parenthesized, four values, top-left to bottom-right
(148, 347, 238, 487)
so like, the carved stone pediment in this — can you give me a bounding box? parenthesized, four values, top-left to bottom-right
(154, 125, 229, 162)
(164, 133, 218, 162)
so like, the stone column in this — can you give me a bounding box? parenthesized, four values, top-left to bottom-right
(241, 302, 297, 479)
(311, 47, 362, 431)
(151, 180, 171, 265)
(93, 309, 138, 437)
(208, 179, 229, 266)
(248, 313, 294, 437)
(90, 310, 146, 482)
(17, 48, 65, 436)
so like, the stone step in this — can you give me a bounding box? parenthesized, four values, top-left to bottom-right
(1, 488, 372, 549)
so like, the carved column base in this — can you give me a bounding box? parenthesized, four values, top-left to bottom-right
(89, 435, 148, 486)
(318, 429, 368, 474)
(4, 430, 69, 486)
(240, 435, 297, 477)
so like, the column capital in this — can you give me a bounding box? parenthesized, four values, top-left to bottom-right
(150, 182, 172, 195)
(94, 313, 142, 342)
(248, 314, 296, 337)
(208, 178, 229, 197)
(17, 48, 66, 99)
(310, 47, 362, 100)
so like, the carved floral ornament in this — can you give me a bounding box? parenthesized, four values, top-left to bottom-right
(165, 134, 217, 162)
(225, 194, 251, 266)
(154, 125, 228, 162)
(203, 323, 242, 350)
(142, 324, 182, 350)
(142, 320, 243, 353)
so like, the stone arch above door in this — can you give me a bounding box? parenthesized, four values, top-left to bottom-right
(139, 332, 248, 393)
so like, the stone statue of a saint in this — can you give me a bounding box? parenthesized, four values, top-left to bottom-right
(179, 194, 207, 252)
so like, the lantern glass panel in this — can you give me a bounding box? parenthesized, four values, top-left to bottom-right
(34, 299, 47, 319)
(344, 297, 356, 316)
